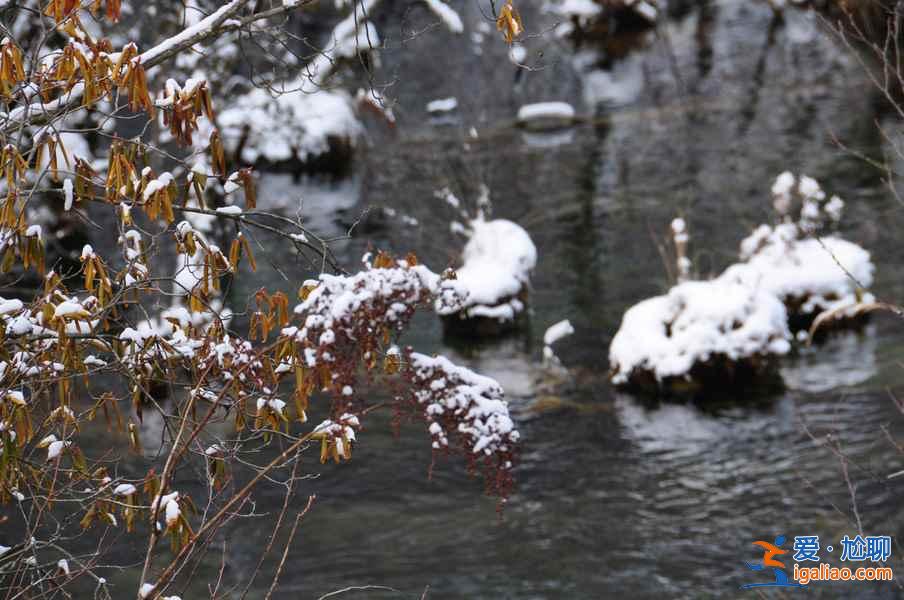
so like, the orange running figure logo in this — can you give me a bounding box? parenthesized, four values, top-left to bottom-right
(740, 535, 804, 589)
(753, 539, 787, 569)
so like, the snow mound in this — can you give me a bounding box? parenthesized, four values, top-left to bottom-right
(554, 0, 657, 35)
(722, 227, 874, 319)
(516, 102, 576, 130)
(218, 88, 361, 165)
(426, 97, 458, 114)
(723, 172, 875, 324)
(554, 0, 602, 23)
(437, 219, 537, 323)
(609, 278, 791, 387)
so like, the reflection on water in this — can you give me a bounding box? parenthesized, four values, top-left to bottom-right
(781, 326, 879, 393)
(257, 173, 360, 236)
(520, 128, 577, 149)
(615, 394, 731, 458)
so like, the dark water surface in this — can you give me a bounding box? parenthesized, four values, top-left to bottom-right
(95, 0, 904, 597)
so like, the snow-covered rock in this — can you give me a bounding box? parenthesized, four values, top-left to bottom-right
(722, 172, 875, 330)
(543, 319, 574, 366)
(721, 230, 874, 327)
(553, 0, 658, 38)
(554, 0, 603, 25)
(516, 102, 576, 130)
(609, 278, 791, 394)
(426, 97, 458, 114)
(218, 88, 361, 168)
(437, 218, 537, 334)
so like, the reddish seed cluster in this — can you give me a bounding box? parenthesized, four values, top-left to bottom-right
(402, 351, 518, 499)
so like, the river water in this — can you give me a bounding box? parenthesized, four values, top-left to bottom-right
(89, 0, 904, 597)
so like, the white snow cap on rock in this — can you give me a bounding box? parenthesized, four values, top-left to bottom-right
(517, 102, 576, 129)
(726, 172, 875, 317)
(543, 319, 575, 366)
(218, 88, 361, 164)
(544, 319, 575, 346)
(609, 278, 791, 384)
(426, 97, 458, 113)
(554, 0, 602, 23)
(722, 226, 874, 316)
(438, 218, 537, 322)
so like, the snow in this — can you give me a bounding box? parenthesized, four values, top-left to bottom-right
(113, 483, 137, 496)
(423, 0, 464, 33)
(426, 97, 458, 113)
(53, 301, 89, 319)
(437, 219, 536, 322)
(609, 278, 791, 385)
(217, 88, 361, 164)
(543, 319, 574, 346)
(138, 1, 243, 65)
(210, 0, 403, 166)
(46, 439, 70, 461)
(628, 0, 658, 22)
(313, 413, 360, 458)
(6, 315, 33, 336)
(223, 172, 241, 194)
(724, 173, 875, 319)
(612, 173, 878, 391)
(554, 0, 602, 22)
(150, 491, 180, 519)
(143, 172, 173, 200)
(0, 299, 23, 316)
(722, 232, 875, 318)
(509, 43, 527, 64)
(62, 178, 73, 211)
(671, 218, 688, 242)
(215, 206, 243, 215)
(543, 319, 574, 366)
(517, 102, 576, 128)
(165, 498, 181, 526)
(409, 353, 518, 459)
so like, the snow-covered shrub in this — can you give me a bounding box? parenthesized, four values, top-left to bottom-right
(721, 172, 875, 330)
(404, 352, 519, 497)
